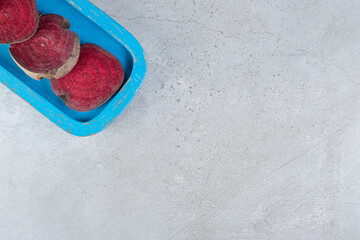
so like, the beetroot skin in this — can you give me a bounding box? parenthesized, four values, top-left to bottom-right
(9, 14, 80, 80)
(0, 0, 39, 44)
(50, 43, 125, 112)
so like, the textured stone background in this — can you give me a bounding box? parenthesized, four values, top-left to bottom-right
(1, 0, 360, 239)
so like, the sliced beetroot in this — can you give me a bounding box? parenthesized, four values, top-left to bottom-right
(50, 43, 125, 112)
(0, 0, 39, 44)
(9, 14, 80, 80)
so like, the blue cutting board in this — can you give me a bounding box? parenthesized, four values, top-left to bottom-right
(0, 0, 147, 136)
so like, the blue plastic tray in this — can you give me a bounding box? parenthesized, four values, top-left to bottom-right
(0, 0, 147, 136)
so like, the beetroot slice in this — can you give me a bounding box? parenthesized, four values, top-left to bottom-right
(50, 43, 125, 112)
(0, 0, 39, 44)
(9, 14, 80, 80)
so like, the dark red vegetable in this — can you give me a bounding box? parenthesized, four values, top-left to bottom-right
(0, 0, 39, 44)
(9, 14, 80, 80)
(50, 43, 124, 112)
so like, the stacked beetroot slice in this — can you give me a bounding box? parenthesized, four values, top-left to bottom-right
(0, 0, 39, 44)
(10, 14, 80, 80)
(0, 0, 124, 112)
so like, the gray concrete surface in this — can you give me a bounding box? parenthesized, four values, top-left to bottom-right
(1, 0, 360, 239)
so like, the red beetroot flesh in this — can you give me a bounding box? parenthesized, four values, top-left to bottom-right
(9, 14, 76, 74)
(0, 0, 38, 44)
(51, 44, 125, 112)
